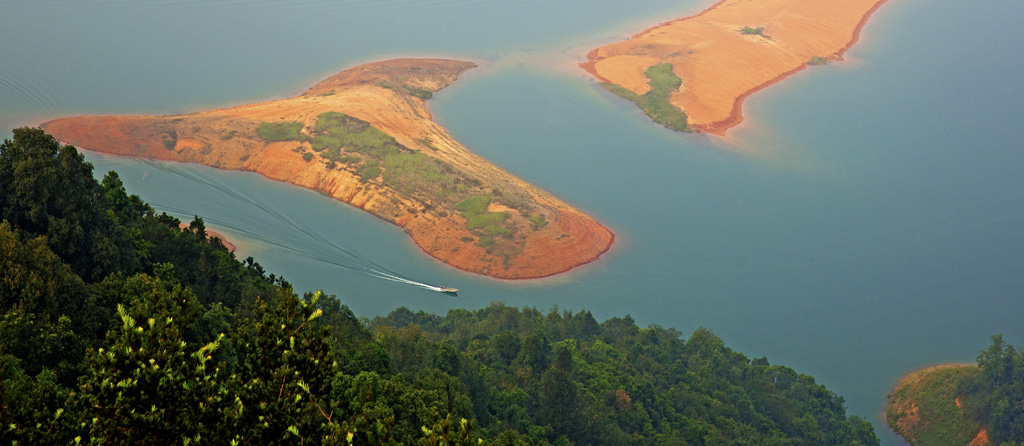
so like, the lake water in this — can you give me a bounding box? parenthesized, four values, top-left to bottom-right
(3, 0, 1023, 443)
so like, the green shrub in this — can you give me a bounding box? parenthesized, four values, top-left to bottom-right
(741, 26, 765, 35)
(220, 130, 238, 140)
(602, 63, 693, 132)
(477, 235, 494, 248)
(404, 86, 433, 100)
(528, 215, 548, 228)
(808, 56, 829, 66)
(359, 160, 380, 182)
(302, 152, 313, 162)
(454, 195, 492, 214)
(466, 212, 509, 231)
(257, 121, 303, 141)
(311, 112, 397, 154)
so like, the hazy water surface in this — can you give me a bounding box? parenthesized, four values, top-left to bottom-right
(4, 0, 1024, 444)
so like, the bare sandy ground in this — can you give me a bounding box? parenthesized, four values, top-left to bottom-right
(582, 0, 891, 135)
(41, 59, 614, 279)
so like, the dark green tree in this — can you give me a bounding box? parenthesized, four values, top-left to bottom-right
(229, 289, 339, 445)
(0, 127, 139, 281)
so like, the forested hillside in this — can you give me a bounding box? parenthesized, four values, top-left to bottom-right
(0, 128, 878, 445)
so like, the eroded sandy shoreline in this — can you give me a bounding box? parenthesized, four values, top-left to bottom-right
(582, 0, 892, 135)
(42, 59, 614, 280)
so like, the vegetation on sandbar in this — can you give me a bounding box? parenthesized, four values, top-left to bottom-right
(809, 56, 830, 66)
(741, 26, 766, 35)
(256, 121, 304, 141)
(602, 63, 694, 133)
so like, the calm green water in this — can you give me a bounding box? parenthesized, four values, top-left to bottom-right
(4, 0, 1024, 443)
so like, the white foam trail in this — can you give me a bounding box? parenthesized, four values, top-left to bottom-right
(142, 159, 442, 290)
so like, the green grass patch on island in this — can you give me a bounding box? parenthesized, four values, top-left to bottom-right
(454, 195, 511, 241)
(257, 121, 304, 141)
(887, 366, 982, 446)
(312, 112, 397, 154)
(358, 160, 380, 182)
(602, 63, 693, 133)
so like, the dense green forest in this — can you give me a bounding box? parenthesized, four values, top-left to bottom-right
(0, 128, 878, 445)
(961, 336, 1024, 445)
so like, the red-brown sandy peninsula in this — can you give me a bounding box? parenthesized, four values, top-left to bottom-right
(41, 59, 614, 279)
(581, 0, 891, 135)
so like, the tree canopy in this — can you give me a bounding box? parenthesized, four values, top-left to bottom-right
(0, 128, 878, 445)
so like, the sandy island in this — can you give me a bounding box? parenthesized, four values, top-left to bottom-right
(581, 0, 891, 135)
(41, 59, 614, 279)
(886, 364, 989, 446)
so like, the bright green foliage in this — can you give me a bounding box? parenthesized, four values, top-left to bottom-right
(453, 195, 509, 233)
(312, 112, 397, 154)
(958, 335, 1024, 444)
(73, 274, 228, 445)
(602, 63, 693, 132)
(527, 215, 548, 228)
(453, 195, 491, 214)
(229, 290, 340, 444)
(381, 152, 456, 195)
(256, 121, 304, 141)
(359, 159, 381, 182)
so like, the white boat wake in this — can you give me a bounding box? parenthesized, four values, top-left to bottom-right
(141, 160, 454, 293)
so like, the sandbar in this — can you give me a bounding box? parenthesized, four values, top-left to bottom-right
(581, 0, 891, 135)
(41, 59, 614, 279)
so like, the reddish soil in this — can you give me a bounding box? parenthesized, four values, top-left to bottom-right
(581, 0, 892, 135)
(41, 59, 614, 279)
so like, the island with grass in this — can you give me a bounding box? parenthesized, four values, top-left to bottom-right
(580, 0, 892, 135)
(41, 59, 614, 279)
(887, 335, 1024, 446)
